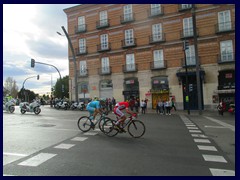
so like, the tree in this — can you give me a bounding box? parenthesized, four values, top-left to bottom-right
(4, 77, 19, 98)
(18, 88, 38, 102)
(53, 75, 69, 99)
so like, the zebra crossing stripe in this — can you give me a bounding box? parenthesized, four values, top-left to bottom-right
(71, 137, 88, 141)
(210, 168, 235, 176)
(187, 127, 199, 129)
(189, 130, 202, 133)
(202, 155, 227, 163)
(84, 132, 98, 136)
(191, 134, 208, 138)
(54, 143, 75, 149)
(197, 145, 218, 151)
(194, 139, 211, 143)
(18, 153, 57, 167)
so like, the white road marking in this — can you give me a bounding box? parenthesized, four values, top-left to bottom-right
(187, 127, 199, 129)
(71, 137, 88, 141)
(3, 152, 28, 157)
(202, 155, 227, 163)
(197, 145, 217, 151)
(3, 174, 16, 176)
(204, 126, 227, 129)
(185, 124, 196, 126)
(204, 116, 235, 132)
(191, 134, 208, 138)
(189, 130, 202, 133)
(18, 153, 57, 167)
(209, 168, 235, 176)
(84, 132, 98, 136)
(54, 143, 75, 149)
(194, 139, 211, 143)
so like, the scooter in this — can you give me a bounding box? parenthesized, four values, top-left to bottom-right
(3, 99, 16, 113)
(70, 101, 85, 111)
(19, 100, 41, 115)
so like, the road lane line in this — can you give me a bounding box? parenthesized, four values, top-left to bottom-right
(209, 168, 235, 176)
(202, 155, 227, 163)
(204, 116, 235, 132)
(18, 153, 57, 167)
(3, 152, 28, 157)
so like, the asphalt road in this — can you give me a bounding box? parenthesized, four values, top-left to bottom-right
(3, 106, 235, 176)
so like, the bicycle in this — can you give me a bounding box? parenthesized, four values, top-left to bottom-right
(77, 111, 111, 132)
(102, 114, 146, 138)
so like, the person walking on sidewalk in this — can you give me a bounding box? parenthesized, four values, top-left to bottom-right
(140, 100, 146, 114)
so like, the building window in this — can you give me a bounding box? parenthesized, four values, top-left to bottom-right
(183, 17, 193, 37)
(125, 29, 134, 46)
(153, 50, 164, 68)
(100, 79, 113, 89)
(100, 34, 109, 50)
(77, 16, 86, 32)
(186, 45, 196, 66)
(218, 10, 232, 32)
(152, 24, 163, 42)
(126, 54, 135, 71)
(79, 38, 86, 54)
(101, 57, 110, 74)
(181, 4, 192, 9)
(80, 61, 87, 76)
(150, 4, 161, 16)
(99, 11, 108, 26)
(220, 40, 234, 62)
(123, 4, 133, 21)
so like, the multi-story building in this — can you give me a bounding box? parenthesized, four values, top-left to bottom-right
(63, 4, 235, 110)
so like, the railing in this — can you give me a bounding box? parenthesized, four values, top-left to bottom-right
(215, 21, 235, 33)
(178, 4, 192, 11)
(149, 33, 166, 44)
(97, 42, 111, 52)
(96, 19, 110, 29)
(75, 47, 88, 56)
(75, 24, 87, 33)
(121, 38, 137, 48)
(217, 52, 235, 64)
(181, 56, 198, 67)
(147, 6, 164, 17)
(123, 64, 138, 73)
(98, 66, 112, 75)
(120, 13, 135, 24)
(78, 69, 88, 77)
(150, 60, 167, 70)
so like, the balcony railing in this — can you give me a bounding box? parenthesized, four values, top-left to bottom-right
(150, 60, 167, 70)
(181, 56, 197, 67)
(149, 33, 166, 44)
(75, 47, 88, 56)
(78, 69, 88, 77)
(148, 6, 164, 18)
(180, 28, 199, 39)
(215, 21, 235, 33)
(96, 19, 110, 29)
(123, 64, 138, 73)
(75, 24, 87, 33)
(120, 13, 135, 24)
(178, 4, 192, 12)
(217, 52, 235, 64)
(97, 43, 111, 52)
(98, 66, 112, 75)
(121, 38, 137, 48)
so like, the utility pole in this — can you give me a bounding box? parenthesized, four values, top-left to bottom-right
(183, 40, 190, 115)
(192, 4, 202, 115)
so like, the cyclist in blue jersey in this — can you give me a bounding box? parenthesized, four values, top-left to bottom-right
(86, 98, 105, 129)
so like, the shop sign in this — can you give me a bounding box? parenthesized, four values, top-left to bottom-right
(126, 80, 135, 84)
(150, 89, 169, 94)
(225, 73, 232, 79)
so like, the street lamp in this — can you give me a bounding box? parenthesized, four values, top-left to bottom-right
(57, 26, 78, 103)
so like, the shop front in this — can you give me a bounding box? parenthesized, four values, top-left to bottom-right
(122, 77, 139, 101)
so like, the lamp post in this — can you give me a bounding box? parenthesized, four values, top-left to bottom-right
(57, 26, 78, 103)
(22, 75, 40, 102)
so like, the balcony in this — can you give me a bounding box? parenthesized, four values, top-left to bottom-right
(180, 28, 199, 39)
(98, 66, 112, 75)
(97, 43, 111, 52)
(75, 47, 88, 56)
(75, 24, 87, 34)
(149, 34, 166, 44)
(215, 21, 235, 34)
(96, 19, 110, 29)
(121, 38, 137, 48)
(178, 4, 192, 12)
(78, 69, 88, 77)
(120, 13, 135, 24)
(123, 64, 138, 73)
(150, 60, 167, 70)
(148, 6, 164, 18)
(181, 56, 198, 67)
(217, 52, 235, 64)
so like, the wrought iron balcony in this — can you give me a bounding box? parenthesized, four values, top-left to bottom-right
(97, 43, 111, 52)
(75, 24, 87, 34)
(149, 33, 166, 44)
(147, 6, 164, 18)
(120, 13, 135, 24)
(121, 38, 137, 48)
(122, 64, 138, 73)
(217, 52, 235, 64)
(98, 66, 112, 75)
(75, 47, 88, 56)
(215, 21, 235, 34)
(150, 60, 167, 70)
(96, 19, 110, 29)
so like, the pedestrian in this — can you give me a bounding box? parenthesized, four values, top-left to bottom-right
(165, 100, 171, 115)
(156, 100, 161, 114)
(140, 100, 146, 114)
(144, 98, 148, 112)
(135, 98, 139, 113)
(217, 99, 226, 116)
(171, 98, 176, 111)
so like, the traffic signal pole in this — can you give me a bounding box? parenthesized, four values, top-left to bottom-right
(183, 40, 190, 115)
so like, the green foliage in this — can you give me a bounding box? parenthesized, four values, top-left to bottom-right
(53, 75, 69, 98)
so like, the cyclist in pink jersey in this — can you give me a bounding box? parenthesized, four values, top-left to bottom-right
(114, 101, 137, 127)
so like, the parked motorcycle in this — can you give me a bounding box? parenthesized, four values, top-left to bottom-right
(19, 100, 41, 115)
(228, 104, 235, 114)
(55, 101, 69, 110)
(70, 101, 85, 111)
(3, 99, 16, 113)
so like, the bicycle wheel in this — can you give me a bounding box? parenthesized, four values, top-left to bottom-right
(128, 120, 145, 138)
(77, 116, 92, 132)
(98, 117, 112, 132)
(102, 119, 119, 137)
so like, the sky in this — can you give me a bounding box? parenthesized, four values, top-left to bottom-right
(3, 4, 79, 95)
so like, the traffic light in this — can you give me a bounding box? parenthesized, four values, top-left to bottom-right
(183, 40, 189, 50)
(37, 75, 40, 80)
(189, 84, 193, 92)
(31, 59, 35, 68)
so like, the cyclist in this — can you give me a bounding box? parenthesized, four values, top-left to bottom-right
(113, 101, 137, 130)
(86, 98, 105, 129)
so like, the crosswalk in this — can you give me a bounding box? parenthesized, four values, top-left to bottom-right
(180, 115, 235, 176)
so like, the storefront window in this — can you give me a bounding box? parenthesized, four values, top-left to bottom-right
(152, 76, 169, 90)
(100, 80, 113, 90)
